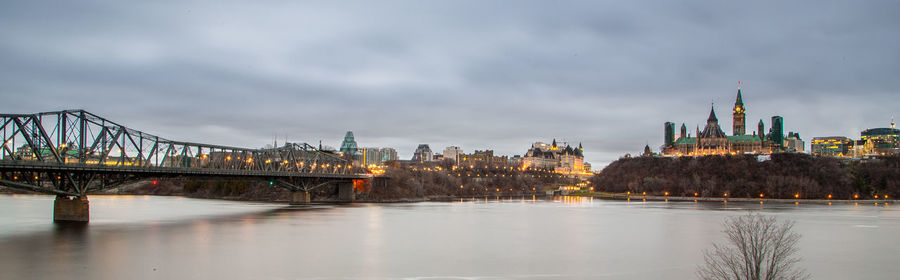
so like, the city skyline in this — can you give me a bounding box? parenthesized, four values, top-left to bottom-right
(1, 1, 898, 168)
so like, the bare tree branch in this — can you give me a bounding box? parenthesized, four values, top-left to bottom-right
(697, 213, 810, 280)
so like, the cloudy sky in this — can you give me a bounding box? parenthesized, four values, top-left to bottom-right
(1, 1, 898, 168)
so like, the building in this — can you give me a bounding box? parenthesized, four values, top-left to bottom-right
(861, 124, 900, 156)
(784, 132, 805, 152)
(810, 137, 853, 157)
(360, 147, 399, 165)
(411, 144, 433, 163)
(443, 146, 463, 164)
(811, 118, 899, 157)
(522, 139, 589, 174)
(339, 131, 361, 158)
(662, 85, 802, 156)
(459, 150, 508, 168)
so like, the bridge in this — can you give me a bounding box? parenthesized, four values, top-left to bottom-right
(0, 110, 370, 222)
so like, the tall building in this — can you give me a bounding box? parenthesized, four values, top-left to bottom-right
(733, 87, 746, 135)
(360, 147, 399, 165)
(665, 122, 675, 147)
(770, 116, 784, 148)
(662, 84, 799, 156)
(443, 146, 463, 164)
(411, 144, 433, 163)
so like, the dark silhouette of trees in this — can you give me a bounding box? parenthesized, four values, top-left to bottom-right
(590, 154, 899, 199)
(697, 214, 809, 280)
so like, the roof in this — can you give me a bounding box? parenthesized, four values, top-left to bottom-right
(727, 135, 763, 143)
(861, 128, 900, 137)
(707, 106, 718, 123)
(673, 137, 697, 145)
(735, 89, 744, 106)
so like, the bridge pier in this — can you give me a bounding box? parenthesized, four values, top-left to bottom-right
(53, 195, 89, 223)
(290, 191, 311, 205)
(337, 182, 355, 202)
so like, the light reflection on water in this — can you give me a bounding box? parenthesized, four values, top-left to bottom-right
(0, 194, 897, 280)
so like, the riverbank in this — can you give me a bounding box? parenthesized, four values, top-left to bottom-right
(590, 154, 900, 200)
(573, 191, 896, 204)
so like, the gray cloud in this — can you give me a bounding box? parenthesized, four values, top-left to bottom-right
(2, 0, 899, 169)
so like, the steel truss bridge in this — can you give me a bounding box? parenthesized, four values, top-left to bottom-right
(1, 110, 368, 221)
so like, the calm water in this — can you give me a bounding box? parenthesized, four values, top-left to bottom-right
(0, 195, 897, 280)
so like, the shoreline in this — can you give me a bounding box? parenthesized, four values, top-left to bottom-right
(1, 191, 892, 205)
(578, 193, 895, 204)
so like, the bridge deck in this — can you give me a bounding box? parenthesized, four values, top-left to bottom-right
(0, 161, 367, 180)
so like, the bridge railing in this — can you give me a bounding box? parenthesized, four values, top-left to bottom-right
(1, 110, 357, 175)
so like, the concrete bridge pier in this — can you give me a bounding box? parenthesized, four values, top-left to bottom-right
(337, 182, 355, 202)
(290, 191, 311, 205)
(54, 195, 89, 223)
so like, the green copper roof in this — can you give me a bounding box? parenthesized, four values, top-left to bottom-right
(727, 135, 762, 143)
(735, 88, 744, 106)
(673, 137, 697, 145)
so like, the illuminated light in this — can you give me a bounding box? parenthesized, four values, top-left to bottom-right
(827, 194, 832, 199)
(794, 193, 800, 199)
(460, 185, 464, 189)
(760, 201, 764, 204)
(269, 181, 274, 185)
(664, 192, 669, 196)
(795, 201, 799, 205)
(854, 194, 859, 199)
(152, 180, 158, 185)
(642, 192, 646, 195)
(874, 195, 879, 199)
(694, 192, 699, 197)
(886, 195, 889, 199)
(759, 193, 764, 198)
(723, 193, 728, 197)
(626, 191, 631, 195)
(693, 200, 698, 203)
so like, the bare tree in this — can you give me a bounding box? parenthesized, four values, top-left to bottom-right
(697, 213, 810, 280)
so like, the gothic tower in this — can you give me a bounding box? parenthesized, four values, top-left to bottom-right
(758, 119, 765, 140)
(733, 84, 746, 136)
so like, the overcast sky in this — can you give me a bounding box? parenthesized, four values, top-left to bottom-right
(1, 1, 898, 168)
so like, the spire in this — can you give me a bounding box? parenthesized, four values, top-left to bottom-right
(735, 81, 744, 106)
(552, 138, 557, 148)
(892, 115, 895, 129)
(707, 105, 718, 123)
(578, 142, 583, 150)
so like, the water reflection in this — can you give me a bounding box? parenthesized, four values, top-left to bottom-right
(0, 195, 897, 280)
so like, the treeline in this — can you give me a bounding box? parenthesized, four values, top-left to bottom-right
(121, 179, 295, 201)
(590, 154, 900, 199)
(363, 167, 569, 201)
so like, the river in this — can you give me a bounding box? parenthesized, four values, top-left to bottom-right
(0, 194, 896, 279)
